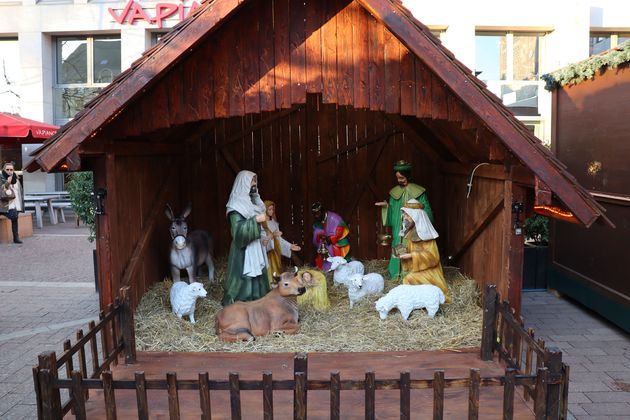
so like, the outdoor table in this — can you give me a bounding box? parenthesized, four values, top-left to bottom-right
(23, 192, 69, 228)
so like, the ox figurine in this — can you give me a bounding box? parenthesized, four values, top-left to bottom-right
(215, 267, 306, 342)
(166, 203, 215, 283)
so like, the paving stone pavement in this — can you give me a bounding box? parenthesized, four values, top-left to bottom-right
(522, 290, 630, 419)
(0, 216, 99, 420)
(1, 214, 629, 419)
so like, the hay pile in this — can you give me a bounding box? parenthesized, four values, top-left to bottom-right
(135, 259, 482, 353)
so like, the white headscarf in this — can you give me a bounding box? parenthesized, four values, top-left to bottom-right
(226, 170, 268, 277)
(401, 199, 439, 241)
(226, 170, 266, 217)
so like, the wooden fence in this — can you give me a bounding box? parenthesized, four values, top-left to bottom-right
(34, 284, 568, 419)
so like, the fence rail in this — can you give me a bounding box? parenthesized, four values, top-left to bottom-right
(33, 284, 568, 419)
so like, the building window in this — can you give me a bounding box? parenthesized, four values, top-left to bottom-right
(589, 32, 630, 56)
(151, 32, 169, 46)
(0, 38, 20, 115)
(53, 35, 121, 125)
(475, 32, 545, 116)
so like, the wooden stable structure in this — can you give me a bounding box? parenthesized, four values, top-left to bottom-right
(32, 285, 570, 419)
(547, 55, 630, 332)
(26, 0, 608, 316)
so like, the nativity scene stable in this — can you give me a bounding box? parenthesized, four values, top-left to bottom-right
(27, 0, 611, 417)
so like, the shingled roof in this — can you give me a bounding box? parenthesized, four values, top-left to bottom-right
(27, 0, 610, 228)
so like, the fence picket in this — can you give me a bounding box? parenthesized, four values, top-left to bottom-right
(560, 364, 570, 420)
(100, 309, 110, 370)
(102, 371, 117, 420)
(534, 368, 548, 419)
(167, 372, 181, 420)
(135, 371, 149, 420)
(468, 368, 480, 420)
(503, 368, 515, 420)
(76, 329, 89, 400)
(63, 340, 75, 414)
(263, 371, 273, 420)
(71, 371, 87, 420)
(294, 371, 307, 420)
(199, 372, 211, 420)
(229, 372, 242, 420)
(433, 370, 444, 420)
(330, 371, 340, 420)
(400, 371, 410, 420)
(88, 320, 100, 374)
(365, 371, 375, 420)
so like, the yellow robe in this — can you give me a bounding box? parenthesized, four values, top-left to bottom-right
(400, 230, 450, 302)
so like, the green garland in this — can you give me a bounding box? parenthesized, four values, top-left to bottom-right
(542, 40, 630, 90)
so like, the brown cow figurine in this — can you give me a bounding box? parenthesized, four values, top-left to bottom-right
(215, 267, 307, 342)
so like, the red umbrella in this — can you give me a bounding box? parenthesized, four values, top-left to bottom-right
(0, 113, 58, 142)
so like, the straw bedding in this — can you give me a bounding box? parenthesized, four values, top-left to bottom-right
(135, 259, 482, 353)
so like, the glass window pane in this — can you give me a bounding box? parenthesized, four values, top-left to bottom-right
(53, 87, 102, 120)
(618, 35, 630, 45)
(0, 38, 21, 114)
(501, 83, 540, 115)
(589, 35, 610, 56)
(57, 37, 88, 84)
(513, 34, 540, 80)
(93, 37, 121, 84)
(475, 34, 507, 81)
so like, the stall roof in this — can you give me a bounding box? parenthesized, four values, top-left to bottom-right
(27, 0, 610, 228)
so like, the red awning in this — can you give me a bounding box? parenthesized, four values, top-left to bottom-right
(0, 113, 58, 139)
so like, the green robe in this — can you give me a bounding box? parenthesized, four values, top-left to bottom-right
(382, 183, 433, 280)
(222, 211, 270, 306)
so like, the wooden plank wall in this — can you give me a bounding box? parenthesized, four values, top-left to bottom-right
(442, 173, 508, 300)
(108, 0, 479, 137)
(187, 93, 440, 269)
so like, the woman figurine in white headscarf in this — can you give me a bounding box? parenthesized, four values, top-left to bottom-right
(398, 199, 450, 302)
(222, 170, 270, 306)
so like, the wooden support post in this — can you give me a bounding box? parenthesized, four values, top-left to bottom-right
(544, 348, 563, 420)
(32, 367, 43, 420)
(503, 368, 516, 420)
(120, 286, 136, 364)
(37, 352, 61, 420)
(480, 284, 498, 361)
(294, 372, 307, 420)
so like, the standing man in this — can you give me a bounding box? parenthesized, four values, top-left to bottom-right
(311, 202, 350, 271)
(375, 160, 432, 279)
(1, 161, 23, 244)
(223, 170, 270, 306)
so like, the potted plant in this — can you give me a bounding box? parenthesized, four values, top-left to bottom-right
(522, 215, 549, 290)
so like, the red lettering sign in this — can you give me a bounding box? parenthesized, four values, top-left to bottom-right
(108, 0, 201, 29)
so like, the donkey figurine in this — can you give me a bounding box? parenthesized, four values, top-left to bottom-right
(165, 203, 215, 283)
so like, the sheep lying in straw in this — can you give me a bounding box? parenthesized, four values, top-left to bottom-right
(296, 269, 330, 310)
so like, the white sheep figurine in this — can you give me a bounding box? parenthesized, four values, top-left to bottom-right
(326, 256, 364, 286)
(375, 284, 445, 320)
(347, 273, 384, 308)
(169, 281, 207, 324)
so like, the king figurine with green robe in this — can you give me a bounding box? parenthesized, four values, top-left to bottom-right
(375, 160, 433, 280)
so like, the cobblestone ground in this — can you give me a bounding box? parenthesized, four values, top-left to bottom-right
(1, 214, 629, 419)
(522, 291, 630, 420)
(0, 216, 98, 420)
